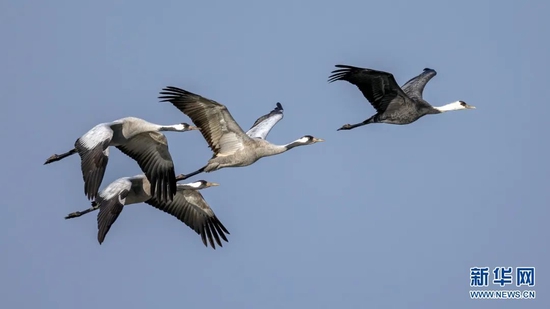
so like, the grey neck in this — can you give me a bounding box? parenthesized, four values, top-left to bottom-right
(284, 141, 306, 150)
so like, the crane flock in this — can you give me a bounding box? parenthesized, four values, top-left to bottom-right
(44, 64, 475, 249)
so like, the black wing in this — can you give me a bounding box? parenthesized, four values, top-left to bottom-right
(401, 68, 437, 101)
(74, 125, 113, 201)
(328, 64, 411, 113)
(96, 189, 130, 244)
(116, 132, 176, 203)
(145, 188, 230, 249)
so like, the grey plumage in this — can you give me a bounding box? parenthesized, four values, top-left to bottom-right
(65, 175, 229, 249)
(158, 87, 324, 180)
(328, 65, 476, 130)
(43, 117, 199, 202)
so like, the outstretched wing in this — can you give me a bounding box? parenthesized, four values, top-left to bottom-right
(74, 124, 113, 200)
(328, 64, 411, 113)
(145, 187, 230, 249)
(159, 86, 249, 156)
(401, 68, 437, 101)
(96, 179, 132, 244)
(116, 132, 176, 203)
(246, 102, 284, 139)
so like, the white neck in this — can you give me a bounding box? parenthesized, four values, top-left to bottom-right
(160, 123, 186, 131)
(179, 181, 204, 190)
(186, 181, 203, 188)
(433, 101, 465, 113)
(119, 119, 183, 132)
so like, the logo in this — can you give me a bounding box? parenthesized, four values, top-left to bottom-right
(516, 267, 535, 287)
(493, 267, 513, 286)
(469, 266, 536, 300)
(470, 267, 490, 287)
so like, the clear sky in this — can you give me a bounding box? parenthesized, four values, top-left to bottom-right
(1, 0, 548, 308)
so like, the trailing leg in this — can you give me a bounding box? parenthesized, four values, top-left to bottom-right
(337, 115, 376, 131)
(44, 148, 78, 165)
(65, 202, 99, 219)
(176, 166, 206, 181)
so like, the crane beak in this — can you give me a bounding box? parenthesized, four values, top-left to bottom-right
(465, 104, 476, 109)
(207, 182, 220, 187)
(313, 138, 325, 143)
(189, 125, 201, 130)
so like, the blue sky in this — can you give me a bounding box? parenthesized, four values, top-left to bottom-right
(1, 0, 548, 308)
